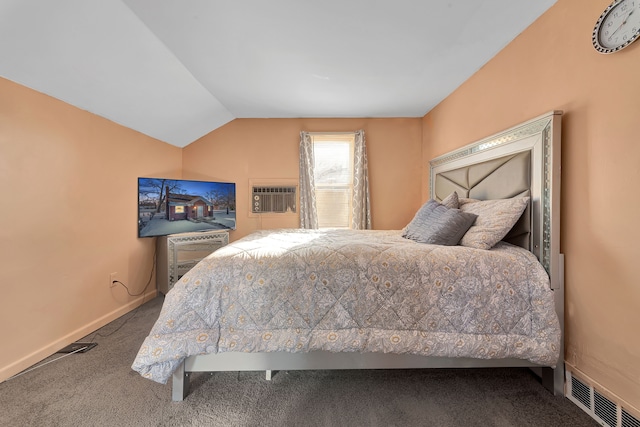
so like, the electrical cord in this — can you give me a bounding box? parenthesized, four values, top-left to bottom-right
(87, 308, 142, 341)
(3, 346, 89, 382)
(89, 243, 157, 342)
(112, 280, 148, 297)
(111, 242, 157, 297)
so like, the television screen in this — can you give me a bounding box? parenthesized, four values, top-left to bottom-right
(138, 177, 236, 238)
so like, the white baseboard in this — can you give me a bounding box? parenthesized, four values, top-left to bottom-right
(0, 290, 157, 383)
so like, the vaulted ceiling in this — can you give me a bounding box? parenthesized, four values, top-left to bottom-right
(0, 0, 557, 147)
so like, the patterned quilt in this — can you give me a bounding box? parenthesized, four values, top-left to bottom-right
(132, 229, 561, 383)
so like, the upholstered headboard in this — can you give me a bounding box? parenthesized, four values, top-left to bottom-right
(429, 111, 562, 284)
(433, 151, 532, 249)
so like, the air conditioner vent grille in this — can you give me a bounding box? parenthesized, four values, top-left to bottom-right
(252, 186, 296, 213)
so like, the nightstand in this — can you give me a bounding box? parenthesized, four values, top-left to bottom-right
(156, 230, 229, 294)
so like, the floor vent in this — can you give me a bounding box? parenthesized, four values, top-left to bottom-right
(566, 370, 640, 427)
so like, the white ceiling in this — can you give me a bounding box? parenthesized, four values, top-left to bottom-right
(0, 0, 557, 148)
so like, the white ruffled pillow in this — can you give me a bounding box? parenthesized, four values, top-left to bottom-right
(458, 197, 529, 250)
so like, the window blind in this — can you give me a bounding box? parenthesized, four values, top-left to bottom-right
(312, 135, 355, 228)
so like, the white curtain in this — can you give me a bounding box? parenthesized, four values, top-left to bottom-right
(352, 130, 371, 230)
(299, 131, 318, 229)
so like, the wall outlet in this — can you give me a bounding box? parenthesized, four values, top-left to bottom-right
(109, 272, 118, 288)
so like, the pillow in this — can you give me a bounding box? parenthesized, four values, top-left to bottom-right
(401, 192, 459, 235)
(458, 197, 529, 250)
(440, 191, 459, 209)
(403, 199, 478, 246)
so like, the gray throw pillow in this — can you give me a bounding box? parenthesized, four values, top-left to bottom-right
(403, 199, 478, 246)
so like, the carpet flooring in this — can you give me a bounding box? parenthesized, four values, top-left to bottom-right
(0, 296, 598, 427)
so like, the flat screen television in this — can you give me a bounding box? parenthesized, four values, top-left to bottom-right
(138, 177, 236, 238)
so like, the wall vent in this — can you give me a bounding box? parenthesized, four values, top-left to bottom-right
(571, 374, 591, 409)
(596, 390, 619, 427)
(251, 186, 296, 214)
(566, 370, 640, 427)
(623, 409, 640, 427)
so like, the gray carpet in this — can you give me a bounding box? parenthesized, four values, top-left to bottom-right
(0, 296, 598, 427)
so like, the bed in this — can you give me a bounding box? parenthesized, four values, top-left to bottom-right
(132, 111, 564, 401)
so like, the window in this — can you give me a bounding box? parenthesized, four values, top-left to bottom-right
(312, 134, 355, 228)
(299, 130, 370, 230)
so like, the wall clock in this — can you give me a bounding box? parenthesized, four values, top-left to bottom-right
(592, 0, 640, 53)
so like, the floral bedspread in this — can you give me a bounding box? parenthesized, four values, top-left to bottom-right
(132, 229, 560, 383)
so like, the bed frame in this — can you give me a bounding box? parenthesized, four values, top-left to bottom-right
(171, 111, 564, 401)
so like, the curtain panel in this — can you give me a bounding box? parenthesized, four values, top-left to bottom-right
(352, 130, 371, 230)
(299, 131, 318, 229)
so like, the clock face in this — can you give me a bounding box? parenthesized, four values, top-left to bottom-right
(593, 0, 640, 53)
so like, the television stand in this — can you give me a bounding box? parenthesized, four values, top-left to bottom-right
(156, 230, 229, 294)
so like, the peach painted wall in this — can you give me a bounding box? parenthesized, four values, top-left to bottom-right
(183, 118, 423, 240)
(0, 77, 182, 381)
(422, 0, 640, 411)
